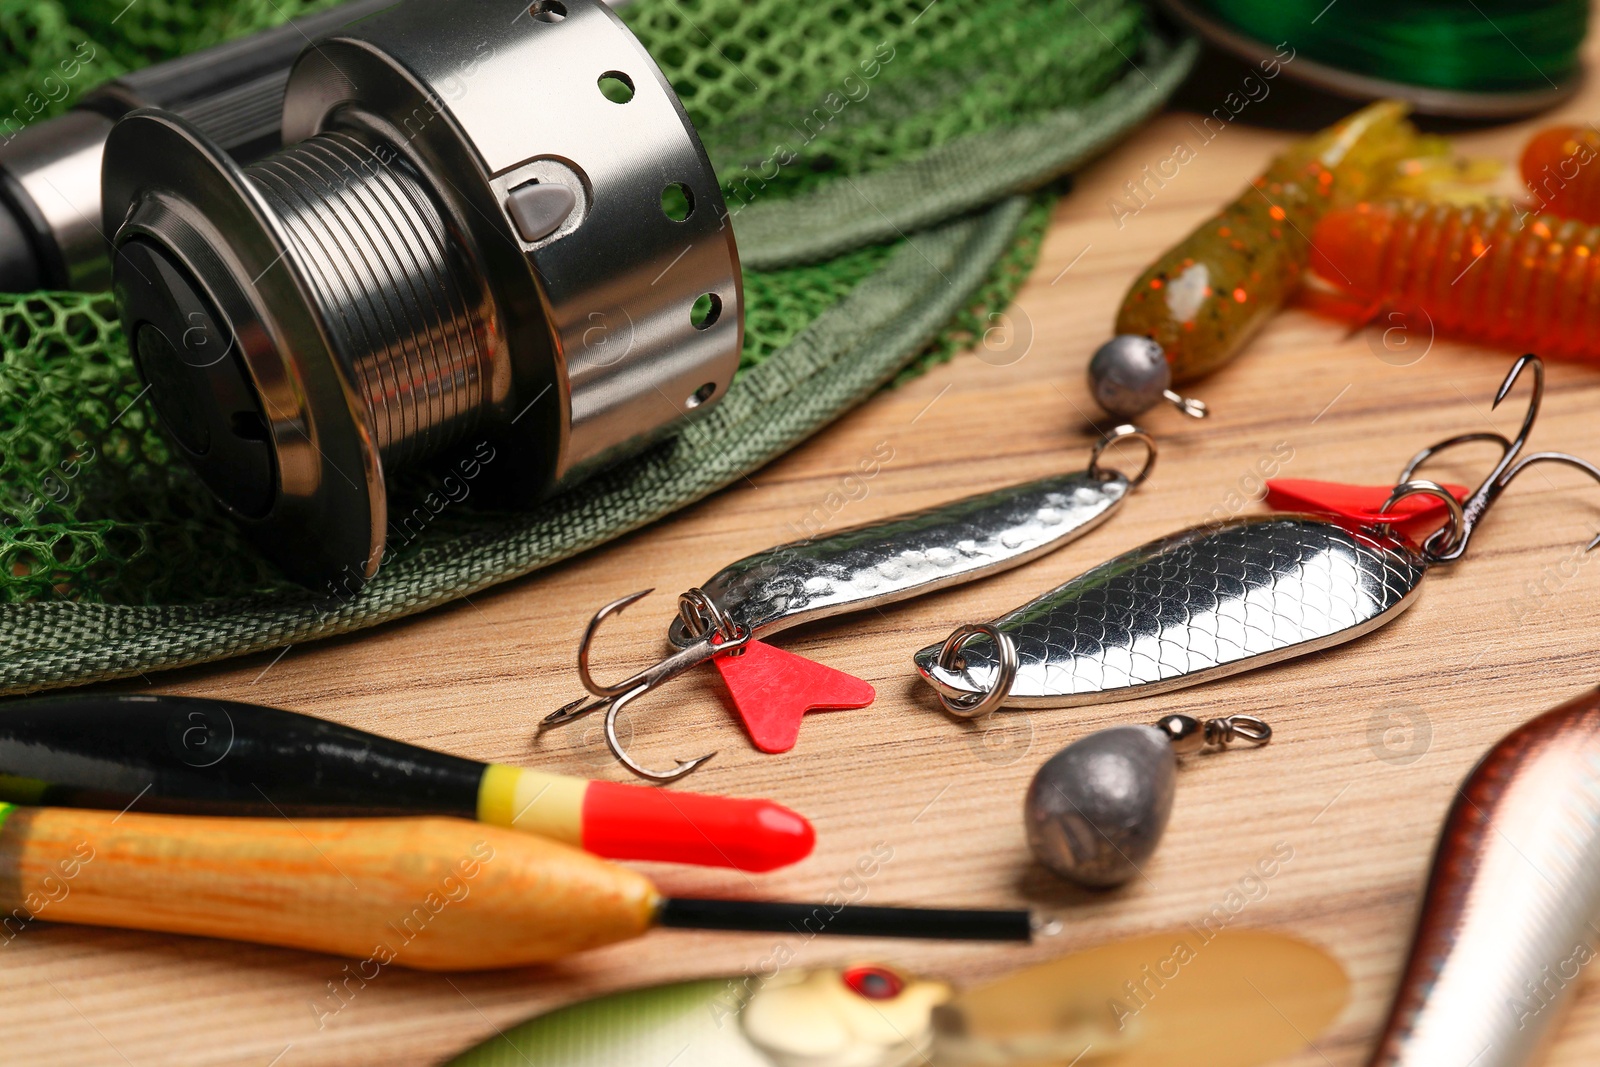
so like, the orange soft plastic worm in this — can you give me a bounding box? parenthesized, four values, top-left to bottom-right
(1310, 199, 1600, 360)
(1521, 125, 1600, 224)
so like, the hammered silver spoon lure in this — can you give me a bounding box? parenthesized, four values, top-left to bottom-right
(544, 425, 1156, 781)
(917, 355, 1600, 717)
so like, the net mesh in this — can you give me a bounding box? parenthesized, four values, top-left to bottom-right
(624, 0, 1142, 204)
(0, 0, 1186, 680)
(0, 292, 285, 604)
(0, 242, 907, 604)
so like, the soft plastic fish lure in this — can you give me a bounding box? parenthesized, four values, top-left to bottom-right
(1309, 198, 1600, 359)
(1368, 688, 1600, 1066)
(1089, 100, 1480, 418)
(443, 932, 1348, 1067)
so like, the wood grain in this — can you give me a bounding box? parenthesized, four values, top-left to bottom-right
(12, 39, 1600, 1067)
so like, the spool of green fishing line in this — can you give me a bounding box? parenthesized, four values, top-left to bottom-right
(1161, 0, 1587, 117)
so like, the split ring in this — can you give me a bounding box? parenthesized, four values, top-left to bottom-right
(677, 587, 740, 643)
(1087, 424, 1157, 489)
(1379, 479, 1466, 561)
(934, 623, 1018, 719)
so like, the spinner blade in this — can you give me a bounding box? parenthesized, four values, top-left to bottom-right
(914, 515, 1429, 708)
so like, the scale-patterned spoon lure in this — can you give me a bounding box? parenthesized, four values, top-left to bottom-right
(918, 356, 1600, 715)
(916, 515, 1427, 710)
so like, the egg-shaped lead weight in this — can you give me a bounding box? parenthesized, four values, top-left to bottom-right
(1024, 725, 1176, 888)
(1088, 335, 1170, 418)
(1024, 714, 1271, 888)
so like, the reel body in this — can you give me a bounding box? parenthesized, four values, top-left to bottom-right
(103, 0, 741, 590)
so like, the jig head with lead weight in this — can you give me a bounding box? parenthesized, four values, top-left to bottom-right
(543, 427, 1157, 782)
(1088, 102, 1422, 422)
(1087, 101, 1497, 421)
(917, 355, 1600, 715)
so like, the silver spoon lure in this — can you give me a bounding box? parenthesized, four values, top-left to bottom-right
(544, 426, 1155, 781)
(918, 356, 1600, 717)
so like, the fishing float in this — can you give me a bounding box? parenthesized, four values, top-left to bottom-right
(0, 803, 1035, 969)
(0, 694, 813, 872)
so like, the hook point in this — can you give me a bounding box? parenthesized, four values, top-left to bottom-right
(540, 694, 600, 728)
(613, 588, 655, 613)
(1492, 353, 1540, 409)
(626, 750, 717, 784)
(576, 590, 670, 699)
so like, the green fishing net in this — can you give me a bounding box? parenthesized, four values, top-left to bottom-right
(0, 0, 1196, 691)
(632, 0, 1140, 200)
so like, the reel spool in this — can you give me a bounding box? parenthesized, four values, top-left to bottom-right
(102, 0, 741, 591)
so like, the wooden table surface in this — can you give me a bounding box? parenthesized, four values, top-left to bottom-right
(15, 40, 1600, 1067)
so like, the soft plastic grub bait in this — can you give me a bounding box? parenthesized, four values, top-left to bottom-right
(1089, 100, 1491, 419)
(1310, 198, 1600, 360)
(1090, 101, 1420, 418)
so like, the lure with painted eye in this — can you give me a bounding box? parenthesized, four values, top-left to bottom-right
(1520, 124, 1600, 223)
(443, 933, 1349, 1067)
(445, 968, 953, 1067)
(1309, 199, 1600, 359)
(1091, 101, 1439, 418)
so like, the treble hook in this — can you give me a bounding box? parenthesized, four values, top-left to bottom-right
(539, 589, 751, 782)
(603, 683, 719, 783)
(1387, 355, 1600, 563)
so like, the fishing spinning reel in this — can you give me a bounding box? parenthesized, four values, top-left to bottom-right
(102, 0, 741, 589)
